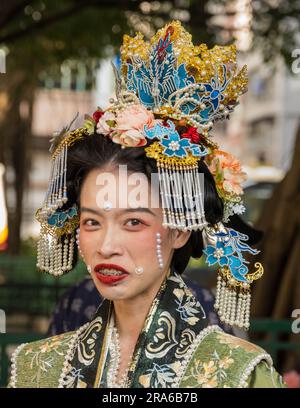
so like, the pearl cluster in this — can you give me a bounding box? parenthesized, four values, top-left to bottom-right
(107, 322, 133, 388)
(76, 228, 91, 275)
(237, 353, 273, 388)
(58, 322, 90, 388)
(156, 232, 164, 269)
(9, 343, 28, 388)
(215, 274, 252, 330)
(36, 232, 74, 276)
(149, 79, 231, 130)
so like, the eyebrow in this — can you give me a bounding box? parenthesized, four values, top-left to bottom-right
(80, 206, 157, 217)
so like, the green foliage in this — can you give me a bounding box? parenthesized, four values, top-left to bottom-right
(2, 1, 130, 81)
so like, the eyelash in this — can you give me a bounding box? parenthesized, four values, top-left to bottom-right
(81, 218, 146, 228)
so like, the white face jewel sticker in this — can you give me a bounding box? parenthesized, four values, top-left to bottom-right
(135, 266, 144, 275)
(103, 201, 113, 211)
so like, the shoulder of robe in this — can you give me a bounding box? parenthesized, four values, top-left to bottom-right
(8, 330, 76, 388)
(179, 326, 276, 388)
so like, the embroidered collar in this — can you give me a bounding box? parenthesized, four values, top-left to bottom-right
(63, 269, 210, 388)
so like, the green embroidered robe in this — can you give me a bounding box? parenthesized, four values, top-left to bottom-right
(8, 270, 285, 388)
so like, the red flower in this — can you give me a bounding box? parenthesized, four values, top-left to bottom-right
(162, 119, 171, 128)
(181, 127, 201, 144)
(93, 109, 104, 123)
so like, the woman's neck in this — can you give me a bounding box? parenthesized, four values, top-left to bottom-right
(112, 269, 170, 341)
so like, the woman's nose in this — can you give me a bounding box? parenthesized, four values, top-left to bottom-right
(96, 227, 123, 258)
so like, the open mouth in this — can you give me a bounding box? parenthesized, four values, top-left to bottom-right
(94, 264, 129, 284)
(94, 263, 129, 275)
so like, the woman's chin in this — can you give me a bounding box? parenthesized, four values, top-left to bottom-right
(93, 277, 133, 301)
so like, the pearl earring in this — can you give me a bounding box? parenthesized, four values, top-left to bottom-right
(156, 232, 164, 269)
(75, 228, 84, 258)
(135, 266, 144, 275)
(76, 228, 91, 275)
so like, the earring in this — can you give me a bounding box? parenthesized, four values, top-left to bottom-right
(76, 228, 92, 275)
(76, 228, 84, 258)
(202, 222, 264, 330)
(135, 266, 144, 275)
(156, 232, 164, 269)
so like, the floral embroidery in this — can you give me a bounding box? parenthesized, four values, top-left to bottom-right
(63, 367, 85, 388)
(23, 334, 73, 385)
(139, 362, 181, 388)
(216, 333, 262, 352)
(182, 349, 235, 388)
(173, 288, 205, 325)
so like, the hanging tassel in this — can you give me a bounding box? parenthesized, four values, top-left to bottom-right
(37, 232, 75, 276)
(40, 124, 87, 221)
(202, 223, 264, 330)
(147, 142, 207, 231)
(36, 204, 79, 276)
(214, 269, 251, 330)
(40, 145, 68, 220)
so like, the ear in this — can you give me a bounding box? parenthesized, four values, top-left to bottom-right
(171, 229, 191, 249)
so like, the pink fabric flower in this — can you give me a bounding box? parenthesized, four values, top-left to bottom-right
(115, 104, 154, 132)
(96, 111, 116, 135)
(110, 104, 154, 147)
(111, 129, 147, 147)
(283, 371, 300, 388)
(206, 150, 247, 196)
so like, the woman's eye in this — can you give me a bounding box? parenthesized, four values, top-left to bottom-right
(125, 218, 144, 227)
(82, 219, 99, 227)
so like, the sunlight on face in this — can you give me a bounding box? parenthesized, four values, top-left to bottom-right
(78, 166, 190, 302)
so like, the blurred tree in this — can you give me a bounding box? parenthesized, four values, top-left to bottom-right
(0, 0, 299, 254)
(0, 1, 132, 254)
(250, 126, 300, 371)
(209, 0, 300, 67)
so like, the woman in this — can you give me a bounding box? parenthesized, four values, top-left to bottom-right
(9, 21, 285, 388)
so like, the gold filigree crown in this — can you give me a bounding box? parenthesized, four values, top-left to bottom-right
(120, 20, 247, 133)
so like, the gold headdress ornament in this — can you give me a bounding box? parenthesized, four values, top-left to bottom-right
(120, 21, 247, 131)
(36, 21, 263, 329)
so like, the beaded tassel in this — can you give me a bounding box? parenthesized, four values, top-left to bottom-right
(159, 160, 207, 231)
(214, 272, 251, 330)
(37, 232, 75, 276)
(40, 145, 68, 219)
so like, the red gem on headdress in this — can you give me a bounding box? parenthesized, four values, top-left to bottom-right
(162, 119, 171, 128)
(93, 110, 104, 123)
(181, 127, 201, 144)
(157, 26, 174, 62)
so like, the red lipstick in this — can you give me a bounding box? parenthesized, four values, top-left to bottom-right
(94, 263, 129, 285)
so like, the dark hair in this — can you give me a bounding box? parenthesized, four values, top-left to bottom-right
(65, 132, 258, 274)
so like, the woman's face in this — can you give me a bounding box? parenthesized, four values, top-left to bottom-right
(78, 166, 190, 302)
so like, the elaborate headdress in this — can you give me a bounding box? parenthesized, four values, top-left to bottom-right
(36, 21, 263, 330)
